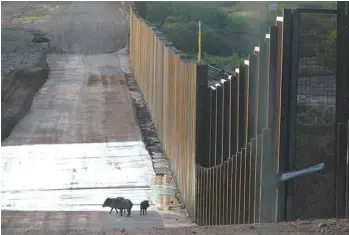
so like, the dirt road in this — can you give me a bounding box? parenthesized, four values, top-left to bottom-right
(1, 1, 193, 232)
(2, 1, 132, 145)
(2, 50, 140, 145)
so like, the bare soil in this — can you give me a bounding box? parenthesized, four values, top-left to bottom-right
(1, 216, 348, 235)
(1, 1, 129, 144)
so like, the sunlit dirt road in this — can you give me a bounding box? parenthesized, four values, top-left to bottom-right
(1, 1, 193, 232)
(1, 141, 192, 230)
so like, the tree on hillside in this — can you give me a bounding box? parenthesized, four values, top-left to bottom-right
(145, 2, 252, 57)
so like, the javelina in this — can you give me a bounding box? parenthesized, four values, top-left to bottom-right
(140, 200, 150, 215)
(102, 197, 124, 215)
(117, 198, 133, 217)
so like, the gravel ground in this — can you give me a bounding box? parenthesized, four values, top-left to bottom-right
(2, 219, 349, 235)
(1, 28, 48, 76)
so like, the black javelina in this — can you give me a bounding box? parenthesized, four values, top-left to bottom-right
(118, 198, 133, 217)
(102, 197, 124, 215)
(140, 200, 150, 215)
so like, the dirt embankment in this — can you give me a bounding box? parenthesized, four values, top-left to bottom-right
(1, 28, 50, 142)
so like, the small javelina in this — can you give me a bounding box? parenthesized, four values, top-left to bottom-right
(102, 197, 125, 215)
(140, 200, 150, 215)
(117, 198, 133, 217)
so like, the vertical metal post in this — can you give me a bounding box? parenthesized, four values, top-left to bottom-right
(209, 168, 213, 225)
(228, 157, 234, 223)
(257, 42, 267, 134)
(224, 160, 229, 224)
(260, 129, 277, 222)
(219, 164, 224, 224)
(231, 73, 239, 156)
(286, 8, 300, 222)
(233, 154, 238, 224)
(248, 54, 257, 140)
(223, 80, 231, 161)
(209, 88, 217, 167)
(241, 148, 248, 223)
(236, 151, 243, 224)
(245, 143, 252, 223)
(335, 1, 349, 218)
(195, 64, 210, 167)
(198, 21, 202, 62)
(214, 166, 219, 225)
(196, 167, 202, 225)
(268, 25, 278, 219)
(238, 65, 247, 150)
(255, 135, 262, 222)
(278, 9, 295, 221)
(268, 26, 277, 131)
(216, 84, 223, 165)
(347, 121, 349, 217)
(249, 138, 256, 223)
(204, 168, 208, 225)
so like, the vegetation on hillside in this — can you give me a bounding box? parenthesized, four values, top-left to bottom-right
(144, 1, 337, 72)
